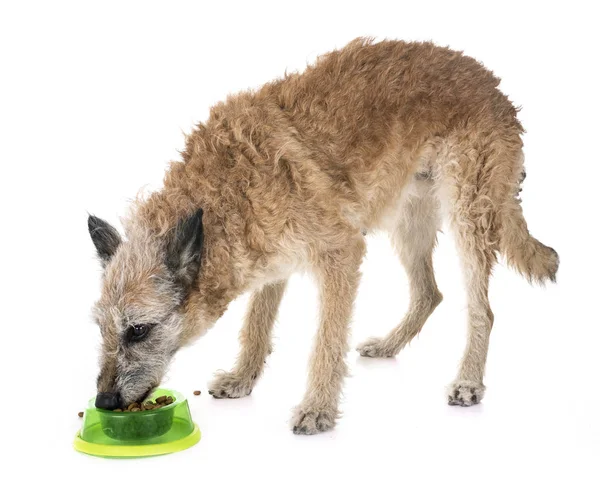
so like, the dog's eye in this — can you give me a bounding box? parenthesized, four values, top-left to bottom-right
(128, 324, 149, 342)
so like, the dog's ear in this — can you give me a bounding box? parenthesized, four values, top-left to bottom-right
(166, 209, 204, 290)
(88, 215, 122, 266)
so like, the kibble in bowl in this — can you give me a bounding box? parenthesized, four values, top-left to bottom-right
(97, 392, 177, 441)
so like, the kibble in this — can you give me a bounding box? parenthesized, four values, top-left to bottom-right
(78, 411, 84, 418)
(107, 395, 175, 412)
(99, 396, 176, 440)
(193, 390, 201, 396)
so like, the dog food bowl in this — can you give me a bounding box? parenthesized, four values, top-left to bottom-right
(74, 388, 200, 457)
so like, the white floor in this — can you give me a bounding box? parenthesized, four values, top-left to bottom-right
(2, 1, 599, 480)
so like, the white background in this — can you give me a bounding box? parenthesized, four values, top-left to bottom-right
(1, 1, 599, 480)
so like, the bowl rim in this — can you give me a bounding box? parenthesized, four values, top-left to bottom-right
(86, 388, 186, 414)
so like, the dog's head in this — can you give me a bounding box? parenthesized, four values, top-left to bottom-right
(88, 209, 203, 409)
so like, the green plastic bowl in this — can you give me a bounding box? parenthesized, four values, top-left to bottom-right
(74, 388, 200, 458)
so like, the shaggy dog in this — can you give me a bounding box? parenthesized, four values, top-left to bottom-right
(88, 38, 558, 434)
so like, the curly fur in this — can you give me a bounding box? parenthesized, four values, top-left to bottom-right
(89, 38, 558, 432)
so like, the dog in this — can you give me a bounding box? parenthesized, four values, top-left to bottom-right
(88, 38, 558, 434)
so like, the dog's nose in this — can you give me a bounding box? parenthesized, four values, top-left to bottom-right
(95, 392, 121, 410)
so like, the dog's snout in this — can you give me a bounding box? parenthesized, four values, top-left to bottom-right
(95, 392, 121, 410)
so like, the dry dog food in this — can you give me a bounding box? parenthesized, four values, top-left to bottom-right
(80, 395, 175, 418)
(113, 395, 174, 412)
(193, 390, 201, 396)
(99, 394, 176, 441)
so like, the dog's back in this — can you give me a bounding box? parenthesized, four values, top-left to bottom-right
(176, 38, 555, 281)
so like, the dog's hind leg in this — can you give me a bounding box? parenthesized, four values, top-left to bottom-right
(357, 178, 443, 357)
(441, 137, 506, 407)
(209, 280, 287, 398)
(446, 225, 495, 407)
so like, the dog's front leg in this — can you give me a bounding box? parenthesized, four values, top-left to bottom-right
(209, 280, 287, 398)
(292, 239, 365, 434)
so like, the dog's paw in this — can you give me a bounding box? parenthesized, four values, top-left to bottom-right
(291, 404, 337, 435)
(356, 337, 396, 358)
(447, 380, 485, 407)
(208, 370, 256, 399)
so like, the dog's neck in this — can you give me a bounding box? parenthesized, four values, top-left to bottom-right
(181, 217, 244, 342)
(129, 120, 264, 343)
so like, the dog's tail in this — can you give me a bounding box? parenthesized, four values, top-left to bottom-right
(497, 173, 559, 284)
